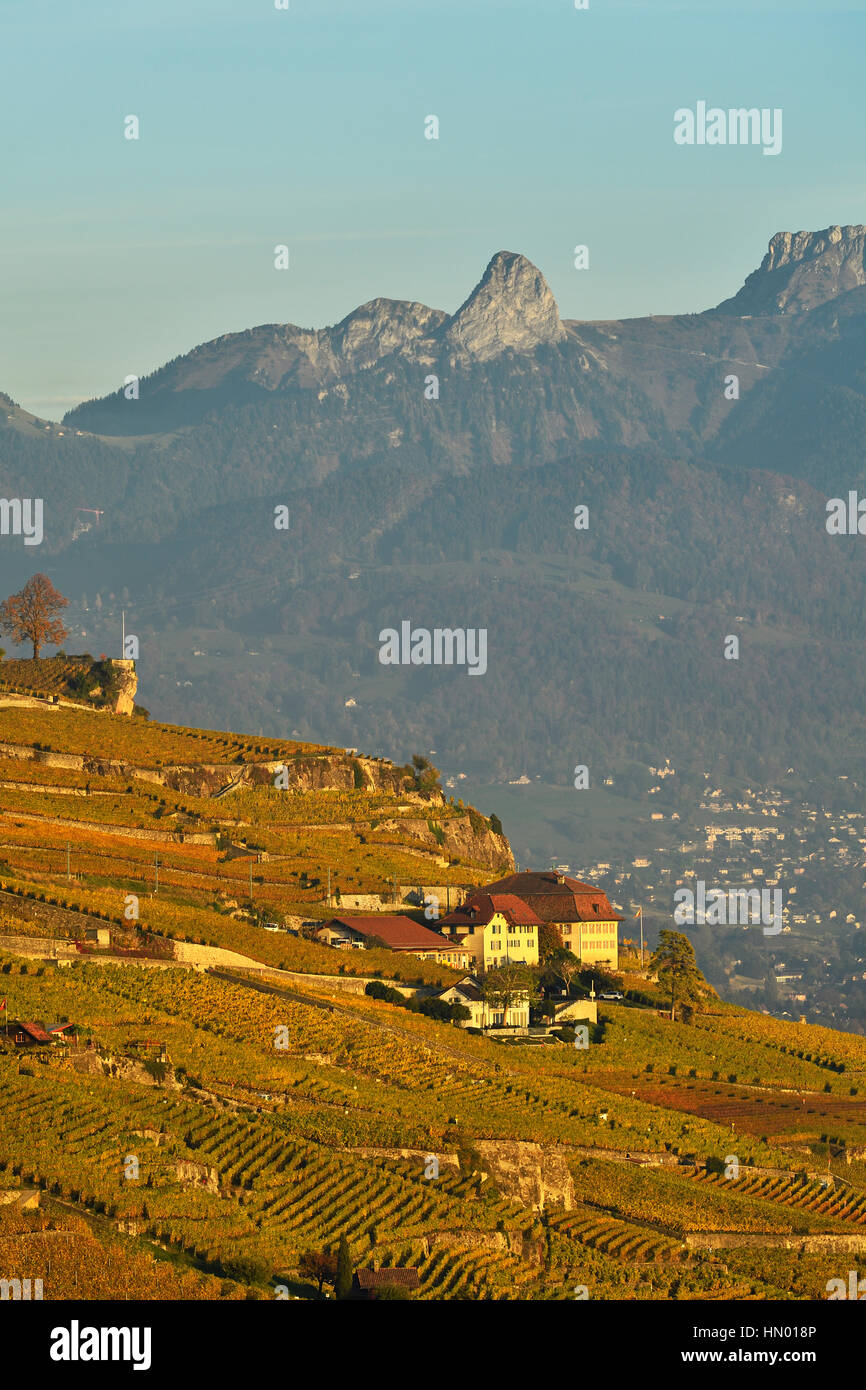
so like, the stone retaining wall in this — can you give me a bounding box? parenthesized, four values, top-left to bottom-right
(0, 889, 108, 936)
(685, 1232, 866, 1252)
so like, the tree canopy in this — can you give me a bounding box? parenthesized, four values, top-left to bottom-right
(0, 573, 68, 659)
(481, 963, 539, 1019)
(650, 929, 705, 1022)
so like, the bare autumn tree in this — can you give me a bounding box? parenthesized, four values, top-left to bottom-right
(0, 573, 69, 658)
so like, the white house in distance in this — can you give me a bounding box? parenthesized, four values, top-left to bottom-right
(435, 977, 530, 1029)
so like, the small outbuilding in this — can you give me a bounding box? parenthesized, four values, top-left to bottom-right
(352, 1268, 421, 1299)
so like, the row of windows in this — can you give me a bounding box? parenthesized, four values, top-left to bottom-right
(562, 923, 617, 936)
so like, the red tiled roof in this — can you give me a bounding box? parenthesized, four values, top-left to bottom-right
(440, 892, 542, 929)
(321, 916, 458, 952)
(479, 872, 623, 924)
(16, 1021, 51, 1042)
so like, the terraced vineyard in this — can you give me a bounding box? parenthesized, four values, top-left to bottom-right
(0, 699, 509, 983)
(4, 697, 866, 1301)
(690, 1168, 866, 1224)
(0, 1059, 550, 1300)
(591, 1071, 866, 1142)
(548, 1205, 687, 1262)
(0, 1202, 243, 1301)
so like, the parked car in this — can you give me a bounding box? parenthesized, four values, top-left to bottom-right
(599, 991, 623, 1001)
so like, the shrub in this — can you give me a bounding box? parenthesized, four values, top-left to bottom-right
(365, 981, 404, 1005)
(223, 1255, 272, 1286)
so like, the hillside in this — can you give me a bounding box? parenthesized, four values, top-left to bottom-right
(1, 699, 866, 1301)
(0, 691, 512, 982)
(5, 940, 866, 1300)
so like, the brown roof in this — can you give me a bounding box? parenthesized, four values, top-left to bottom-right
(16, 1021, 52, 1042)
(480, 871, 623, 924)
(354, 1268, 421, 1290)
(320, 916, 458, 952)
(440, 892, 542, 930)
(438, 978, 482, 1002)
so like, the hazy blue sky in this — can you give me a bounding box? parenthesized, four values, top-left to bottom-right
(2, 0, 864, 419)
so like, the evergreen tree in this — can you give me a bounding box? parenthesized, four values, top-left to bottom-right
(335, 1233, 353, 1301)
(650, 930, 705, 1022)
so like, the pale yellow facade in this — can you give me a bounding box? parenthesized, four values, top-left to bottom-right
(558, 919, 619, 969)
(447, 910, 539, 972)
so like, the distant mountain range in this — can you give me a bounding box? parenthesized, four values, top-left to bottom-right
(2, 224, 866, 797)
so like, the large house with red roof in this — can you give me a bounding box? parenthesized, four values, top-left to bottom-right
(480, 871, 621, 968)
(314, 915, 471, 970)
(438, 893, 541, 972)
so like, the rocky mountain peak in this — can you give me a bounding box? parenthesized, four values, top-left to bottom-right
(328, 298, 448, 369)
(443, 251, 565, 359)
(715, 224, 866, 315)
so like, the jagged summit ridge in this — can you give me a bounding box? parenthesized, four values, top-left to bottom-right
(715, 224, 866, 315)
(443, 251, 565, 360)
(329, 298, 448, 370)
(64, 253, 563, 417)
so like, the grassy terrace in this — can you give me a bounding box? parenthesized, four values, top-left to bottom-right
(0, 704, 332, 763)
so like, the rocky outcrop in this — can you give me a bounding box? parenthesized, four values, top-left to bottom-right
(108, 659, 137, 716)
(348, 1141, 570, 1215)
(443, 251, 565, 360)
(715, 224, 866, 315)
(0, 740, 512, 871)
(348, 1146, 460, 1171)
(105, 1057, 182, 1090)
(0, 743, 404, 798)
(475, 1140, 575, 1213)
(330, 298, 448, 370)
(374, 812, 513, 872)
(173, 1160, 220, 1194)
